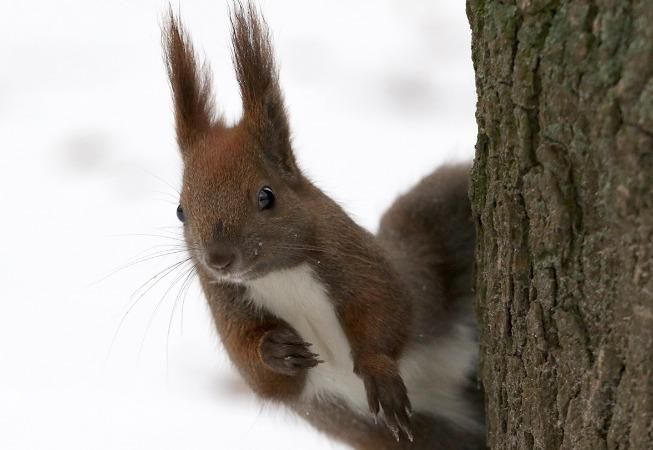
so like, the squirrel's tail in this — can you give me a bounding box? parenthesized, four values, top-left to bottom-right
(377, 163, 475, 305)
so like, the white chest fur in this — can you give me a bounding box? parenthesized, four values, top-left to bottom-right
(245, 263, 479, 431)
(246, 263, 368, 412)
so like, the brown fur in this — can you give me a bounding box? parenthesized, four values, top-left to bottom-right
(202, 279, 307, 400)
(164, 10, 217, 149)
(163, 3, 484, 449)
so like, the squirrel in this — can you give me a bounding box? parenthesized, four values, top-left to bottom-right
(163, 4, 485, 450)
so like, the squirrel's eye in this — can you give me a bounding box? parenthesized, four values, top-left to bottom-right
(258, 187, 275, 210)
(176, 204, 186, 223)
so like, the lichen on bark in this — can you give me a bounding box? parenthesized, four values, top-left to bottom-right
(466, 0, 653, 448)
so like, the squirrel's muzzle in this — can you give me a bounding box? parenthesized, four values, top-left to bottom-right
(207, 243, 240, 272)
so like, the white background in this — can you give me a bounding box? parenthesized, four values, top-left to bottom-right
(0, 1, 476, 449)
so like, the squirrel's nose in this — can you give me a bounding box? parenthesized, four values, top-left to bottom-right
(207, 245, 236, 270)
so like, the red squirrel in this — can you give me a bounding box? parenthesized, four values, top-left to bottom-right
(163, 4, 484, 449)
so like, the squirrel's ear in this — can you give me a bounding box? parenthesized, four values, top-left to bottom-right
(163, 11, 219, 154)
(231, 3, 298, 177)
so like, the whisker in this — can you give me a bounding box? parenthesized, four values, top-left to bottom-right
(153, 189, 181, 201)
(104, 232, 188, 243)
(267, 243, 380, 267)
(154, 225, 185, 231)
(133, 165, 181, 196)
(179, 266, 198, 335)
(260, 243, 395, 286)
(166, 264, 197, 373)
(131, 258, 192, 306)
(105, 257, 192, 364)
(90, 248, 191, 287)
(137, 259, 194, 362)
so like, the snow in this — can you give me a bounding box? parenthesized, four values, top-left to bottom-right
(0, 1, 476, 449)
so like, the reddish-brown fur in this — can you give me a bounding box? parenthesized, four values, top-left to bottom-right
(163, 4, 484, 449)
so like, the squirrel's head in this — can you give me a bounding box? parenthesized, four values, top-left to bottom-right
(164, 5, 316, 283)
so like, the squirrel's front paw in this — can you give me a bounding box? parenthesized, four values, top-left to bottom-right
(259, 326, 323, 376)
(357, 356, 413, 442)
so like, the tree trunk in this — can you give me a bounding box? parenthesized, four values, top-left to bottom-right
(466, 1, 653, 448)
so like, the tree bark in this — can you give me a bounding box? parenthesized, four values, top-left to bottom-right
(466, 1, 653, 449)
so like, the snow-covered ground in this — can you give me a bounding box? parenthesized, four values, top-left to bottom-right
(0, 1, 476, 449)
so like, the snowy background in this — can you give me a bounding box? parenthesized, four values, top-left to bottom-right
(0, 1, 476, 449)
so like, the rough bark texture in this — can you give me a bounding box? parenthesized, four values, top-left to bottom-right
(466, 0, 653, 449)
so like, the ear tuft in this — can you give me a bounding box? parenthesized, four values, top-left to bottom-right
(230, 2, 296, 177)
(230, 2, 277, 116)
(163, 10, 216, 152)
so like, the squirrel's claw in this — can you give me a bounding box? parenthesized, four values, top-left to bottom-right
(362, 371, 413, 441)
(260, 326, 322, 376)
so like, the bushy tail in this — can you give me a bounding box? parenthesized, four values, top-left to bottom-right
(377, 164, 475, 302)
